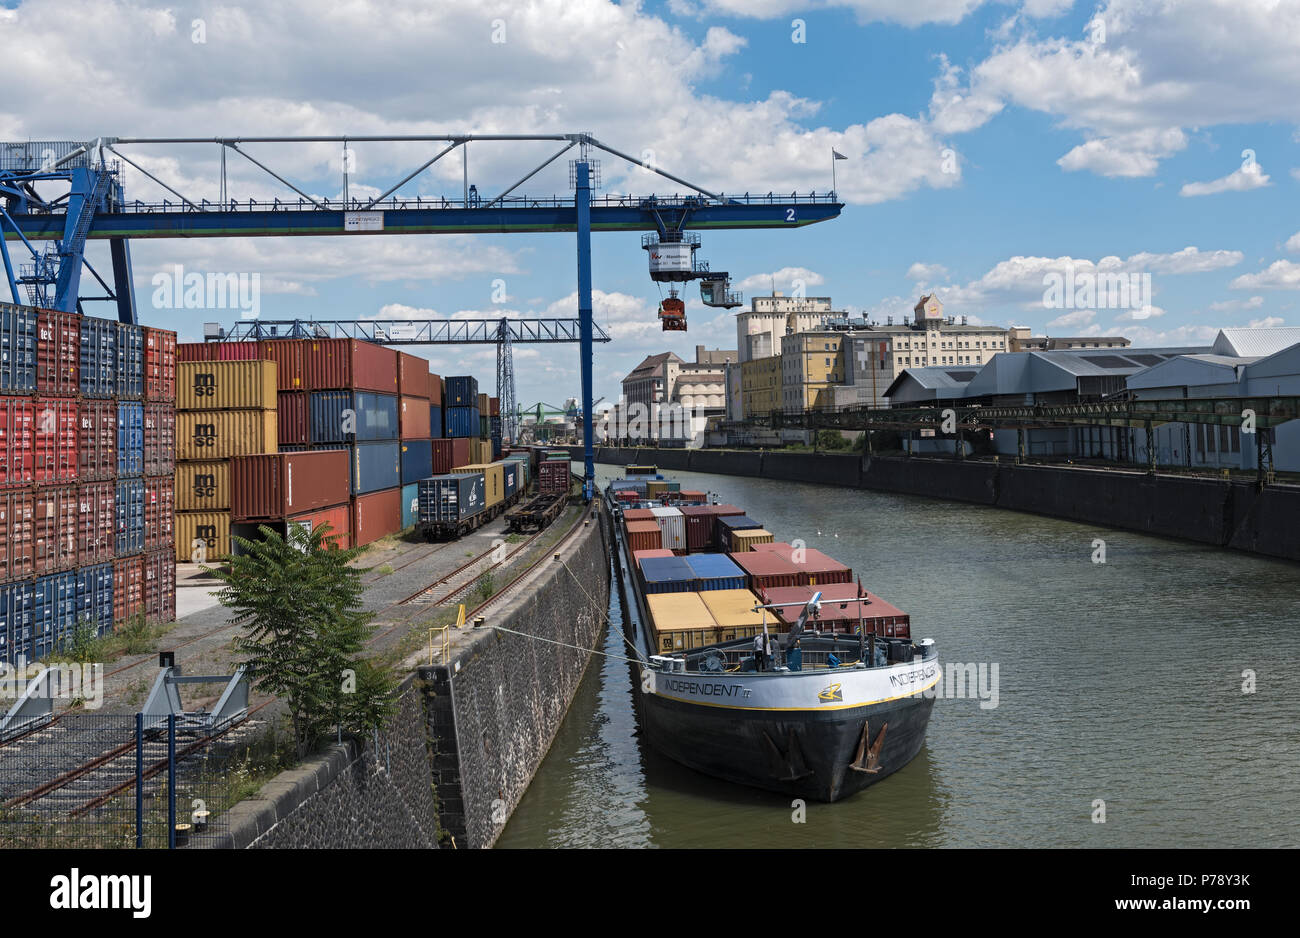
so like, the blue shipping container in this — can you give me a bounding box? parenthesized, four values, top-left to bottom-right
(502, 461, 518, 499)
(76, 563, 114, 638)
(444, 375, 478, 407)
(80, 316, 117, 398)
(401, 483, 419, 529)
(429, 404, 443, 439)
(116, 479, 145, 555)
(0, 581, 36, 666)
(0, 304, 37, 393)
(418, 472, 485, 524)
(683, 553, 748, 592)
(32, 572, 76, 661)
(443, 405, 479, 439)
(352, 441, 400, 495)
(114, 323, 144, 400)
(117, 401, 144, 476)
(400, 439, 433, 484)
(310, 390, 399, 443)
(639, 557, 698, 594)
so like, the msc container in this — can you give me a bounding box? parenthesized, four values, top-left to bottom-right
(231, 450, 351, 520)
(418, 472, 486, 524)
(112, 554, 145, 625)
(32, 571, 76, 660)
(76, 563, 114, 638)
(352, 441, 401, 495)
(33, 486, 77, 575)
(79, 315, 116, 397)
(0, 490, 34, 582)
(633, 548, 675, 568)
(731, 529, 774, 551)
(698, 589, 767, 631)
(215, 341, 259, 361)
(310, 390, 399, 443)
(683, 553, 747, 592)
(116, 401, 144, 477)
(175, 460, 229, 512)
(76, 481, 115, 566)
(638, 556, 696, 594)
(36, 308, 80, 394)
(115, 323, 145, 399)
(115, 478, 145, 556)
(175, 510, 230, 564)
(400, 439, 432, 485)
(277, 391, 309, 445)
(454, 462, 503, 508)
(0, 580, 35, 665)
(729, 550, 802, 591)
(177, 360, 277, 412)
(177, 409, 277, 460)
(143, 402, 175, 477)
(400, 482, 419, 529)
(177, 342, 212, 363)
(649, 506, 685, 551)
(625, 520, 662, 554)
(538, 460, 570, 496)
(0, 304, 37, 393)
(443, 405, 479, 439)
(303, 338, 397, 393)
(397, 352, 429, 398)
(444, 375, 478, 407)
(431, 437, 471, 475)
(258, 339, 305, 390)
(34, 397, 78, 484)
(285, 503, 352, 550)
(399, 396, 430, 439)
(144, 477, 175, 553)
(143, 548, 176, 624)
(143, 326, 177, 402)
(352, 487, 402, 547)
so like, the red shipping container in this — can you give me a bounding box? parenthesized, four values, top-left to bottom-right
(177, 342, 213, 363)
(0, 398, 35, 487)
(488, 396, 500, 417)
(304, 338, 397, 393)
(0, 490, 35, 582)
(729, 550, 802, 592)
(623, 508, 655, 521)
(77, 399, 116, 482)
(144, 477, 175, 552)
(538, 460, 570, 495)
(679, 505, 721, 551)
(230, 450, 351, 521)
(36, 308, 81, 395)
(142, 327, 177, 402)
(33, 398, 78, 485)
(216, 341, 259, 361)
(76, 481, 115, 566)
(351, 488, 402, 547)
(33, 486, 77, 575)
(762, 584, 910, 638)
(259, 339, 305, 390)
(113, 554, 145, 626)
(428, 373, 443, 406)
(399, 396, 430, 439)
(625, 521, 663, 553)
(430, 437, 471, 475)
(749, 542, 852, 585)
(143, 403, 175, 477)
(277, 391, 309, 445)
(287, 503, 352, 550)
(397, 352, 429, 398)
(143, 548, 176, 624)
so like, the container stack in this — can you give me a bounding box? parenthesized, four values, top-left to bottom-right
(396, 352, 440, 532)
(0, 302, 177, 667)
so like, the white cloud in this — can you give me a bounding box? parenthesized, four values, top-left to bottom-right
(1057, 129, 1187, 178)
(1113, 305, 1165, 321)
(1230, 261, 1300, 291)
(1209, 296, 1264, 311)
(1046, 309, 1095, 329)
(1180, 166, 1271, 197)
(906, 262, 951, 282)
(1248, 316, 1286, 328)
(1285, 232, 1300, 254)
(692, 1, 990, 28)
(734, 267, 826, 294)
(1113, 323, 1220, 347)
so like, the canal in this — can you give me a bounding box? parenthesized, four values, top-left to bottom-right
(497, 465, 1300, 848)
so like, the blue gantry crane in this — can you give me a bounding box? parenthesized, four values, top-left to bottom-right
(0, 133, 842, 499)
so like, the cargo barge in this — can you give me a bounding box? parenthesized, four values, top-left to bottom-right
(607, 466, 939, 802)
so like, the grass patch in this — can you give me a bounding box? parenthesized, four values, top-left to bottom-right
(374, 563, 395, 577)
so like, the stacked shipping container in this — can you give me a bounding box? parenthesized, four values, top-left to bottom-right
(0, 303, 177, 667)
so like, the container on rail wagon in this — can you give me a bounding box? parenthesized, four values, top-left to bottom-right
(453, 462, 503, 508)
(418, 472, 486, 524)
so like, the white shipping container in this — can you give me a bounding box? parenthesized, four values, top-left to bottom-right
(650, 506, 685, 551)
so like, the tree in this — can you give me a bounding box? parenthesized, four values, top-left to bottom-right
(816, 429, 851, 451)
(212, 523, 396, 759)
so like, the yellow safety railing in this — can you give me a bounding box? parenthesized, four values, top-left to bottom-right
(428, 626, 451, 665)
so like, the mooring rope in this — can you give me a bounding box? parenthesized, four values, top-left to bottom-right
(489, 624, 645, 665)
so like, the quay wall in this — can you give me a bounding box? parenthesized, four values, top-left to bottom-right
(575, 447, 1300, 563)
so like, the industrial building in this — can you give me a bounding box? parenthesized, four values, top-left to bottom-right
(614, 346, 736, 447)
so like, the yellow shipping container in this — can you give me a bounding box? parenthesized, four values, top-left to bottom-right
(699, 589, 768, 629)
(175, 510, 231, 564)
(174, 460, 231, 511)
(731, 528, 775, 551)
(477, 392, 490, 414)
(177, 360, 278, 412)
(454, 462, 504, 508)
(177, 410, 277, 460)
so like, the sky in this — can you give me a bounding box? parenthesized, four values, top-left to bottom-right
(2, 0, 1299, 408)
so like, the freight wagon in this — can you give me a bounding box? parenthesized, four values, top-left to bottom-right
(414, 465, 527, 541)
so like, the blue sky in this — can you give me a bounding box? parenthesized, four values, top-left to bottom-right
(4, 0, 1299, 406)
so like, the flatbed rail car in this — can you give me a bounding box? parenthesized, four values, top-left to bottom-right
(505, 492, 566, 533)
(416, 486, 524, 541)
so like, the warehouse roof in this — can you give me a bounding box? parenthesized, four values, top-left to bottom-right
(1212, 327, 1300, 358)
(882, 367, 978, 402)
(1127, 354, 1254, 391)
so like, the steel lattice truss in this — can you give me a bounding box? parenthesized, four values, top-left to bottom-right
(212, 318, 611, 344)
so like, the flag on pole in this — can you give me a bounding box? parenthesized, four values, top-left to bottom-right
(832, 149, 848, 160)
